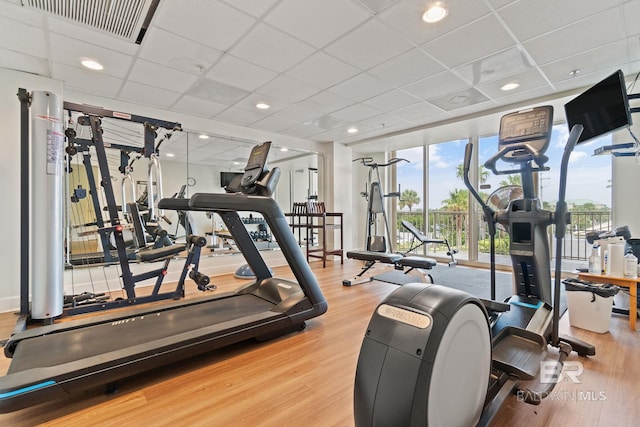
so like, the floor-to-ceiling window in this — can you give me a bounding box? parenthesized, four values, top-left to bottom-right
(389, 123, 612, 269)
(427, 139, 469, 261)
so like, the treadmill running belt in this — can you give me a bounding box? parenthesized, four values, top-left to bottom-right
(8, 294, 274, 373)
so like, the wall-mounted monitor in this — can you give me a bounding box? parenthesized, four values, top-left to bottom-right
(564, 69, 632, 144)
(220, 171, 243, 188)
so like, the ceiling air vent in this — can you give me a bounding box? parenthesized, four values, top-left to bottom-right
(21, 0, 160, 44)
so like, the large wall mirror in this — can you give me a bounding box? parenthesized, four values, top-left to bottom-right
(64, 110, 321, 267)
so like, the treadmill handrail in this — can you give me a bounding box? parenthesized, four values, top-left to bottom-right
(160, 192, 327, 311)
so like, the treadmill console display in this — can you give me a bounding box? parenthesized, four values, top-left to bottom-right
(498, 106, 553, 162)
(241, 141, 272, 188)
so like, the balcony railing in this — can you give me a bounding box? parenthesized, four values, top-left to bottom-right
(397, 210, 612, 262)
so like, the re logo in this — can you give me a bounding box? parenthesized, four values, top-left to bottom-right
(540, 361, 584, 384)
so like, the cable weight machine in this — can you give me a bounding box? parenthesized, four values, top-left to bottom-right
(353, 156, 408, 253)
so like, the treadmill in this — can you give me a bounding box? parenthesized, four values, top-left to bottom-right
(0, 141, 327, 413)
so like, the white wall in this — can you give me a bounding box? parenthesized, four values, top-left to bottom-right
(612, 104, 640, 237)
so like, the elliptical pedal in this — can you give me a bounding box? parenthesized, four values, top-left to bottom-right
(491, 326, 547, 381)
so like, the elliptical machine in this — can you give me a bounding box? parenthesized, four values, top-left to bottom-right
(353, 107, 594, 427)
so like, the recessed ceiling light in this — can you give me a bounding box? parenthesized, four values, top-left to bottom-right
(81, 59, 103, 71)
(256, 103, 270, 109)
(422, 3, 448, 23)
(199, 134, 209, 139)
(165, 153, 175, 157)
(501, 82, 520, 91)
(280, 147, 289, 152)
(347, 127, 358, 134)
(569, 69, 581, 77)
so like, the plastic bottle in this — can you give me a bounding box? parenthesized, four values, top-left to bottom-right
(624, 251, 638, 278)
(588, 245, 601, 274)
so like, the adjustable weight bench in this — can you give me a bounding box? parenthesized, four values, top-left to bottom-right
(343, 250, 436, 286)
(401, 220, 458, 266)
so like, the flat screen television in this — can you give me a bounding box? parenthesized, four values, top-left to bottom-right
(564, 69, 632, 144)
(220, 171, 243, 188)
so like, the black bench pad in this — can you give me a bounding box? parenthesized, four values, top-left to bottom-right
(138, 244, 186, 262)
(397, 256, 436, 269)
(346, 250, 403, 264)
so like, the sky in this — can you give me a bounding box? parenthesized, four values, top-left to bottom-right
(396, 124, 617, 209)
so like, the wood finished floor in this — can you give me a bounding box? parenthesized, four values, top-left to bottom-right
(0, 259, 637, 426)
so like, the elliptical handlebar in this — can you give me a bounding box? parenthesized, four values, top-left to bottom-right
(463, 142, 498, 301)
(463, 143, 497, 238)
(484, 142, 550, 176)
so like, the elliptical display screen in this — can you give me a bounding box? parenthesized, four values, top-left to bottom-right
(564, 69, 632, 144)
(498, 106, 553, 161)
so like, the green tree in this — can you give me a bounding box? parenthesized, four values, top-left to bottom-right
(441, 188, 469, 211)
(499, 174, 522, 187)
(456, 163, 489, 183)
(399, 189, 420, 212)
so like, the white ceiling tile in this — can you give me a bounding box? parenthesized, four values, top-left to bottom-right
(0, 0, 46, 26)
(280, 124, 325, 139)
(274, 104, 322, 123)
(230, 23, 316, 73)
(402, 71, 469, 101)
(297, 91, 354, 114)
(378, 0, 491, 46)
(48, 17, 140, 56)
(428, 87, 490, 112)
(474, 69, 550, 99)
(553, 69, 628, 93)
(232, 93, 287, 114)
(251, 115, 299, 133)
(357, 113, 409, 130)
(540, 41, 629, 85)
(498, 0, 621, 42)
(332, 104, 381, 123)
(153, 0, 256, 51)
(454, 46, 535, 86)
(624, 1, 640, 36)
(171, 96, 229, 118)
(206, 54, 278, 91)
(311, 124, 376, 142)
(392, 101, 447, 122)
(265, 0, 370, 48)
(285, 52, 360, 90)
(325, 19, 414, 70)
(422, 15, 514, 69)
(486, 0, 518, 9)
(220, 0, 280, 17)
(186, 78, 250, 104)
(368, 48, 445, 88)
(522, 8, 626, 66)
(214, 106, 265, 126)
(129, 59, 199, 93)
(0, 49, 49, 76)
(139, 28, 223, 74)
(0, 15, 47, 58)
(49, 33, 134, 78)
(363, 89, 421, 111)
(328, 73, 393, 102)
(120, 81, 182, 109)
(52, 62, 123, 97)
(255, 74, 320, 104)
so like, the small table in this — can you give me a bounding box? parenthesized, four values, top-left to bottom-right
(576, 272, 637, 331)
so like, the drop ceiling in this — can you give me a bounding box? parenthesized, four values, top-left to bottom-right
(1, 0, 639, 157)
